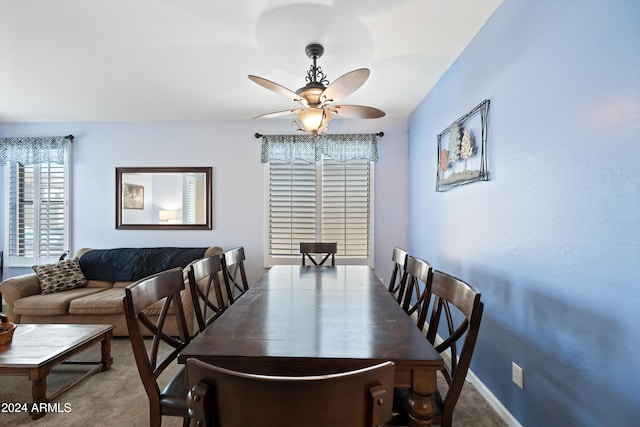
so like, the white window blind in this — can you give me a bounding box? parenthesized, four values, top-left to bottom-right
(183, 173, 206, 224)
(5, 161, 68, 266)
(265, 159, 372, 266)
(321, 159, 371, 260)
(268, 162, 317, 257)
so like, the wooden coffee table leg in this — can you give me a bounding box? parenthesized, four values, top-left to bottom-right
(100, 330, 114, 371)
(29, 373, 49, 420)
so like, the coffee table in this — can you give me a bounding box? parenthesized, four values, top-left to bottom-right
(0, 323, 115, 419)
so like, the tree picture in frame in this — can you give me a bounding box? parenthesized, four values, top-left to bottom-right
(436, 99, 490, 192)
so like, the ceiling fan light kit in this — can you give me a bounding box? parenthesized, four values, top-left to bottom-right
(296, 108, 330, 134)
(249, 43, 384, 137)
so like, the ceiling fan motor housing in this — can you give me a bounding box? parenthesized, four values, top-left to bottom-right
(305, 43, 324, 60)
(296, 85, 324, 105)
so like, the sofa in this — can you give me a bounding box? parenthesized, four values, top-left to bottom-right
(0, 246, 223, 336)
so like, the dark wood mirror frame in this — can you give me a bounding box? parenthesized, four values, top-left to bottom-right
(116, 166, 212, 230)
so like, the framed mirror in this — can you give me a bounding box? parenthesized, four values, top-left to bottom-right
(116, 167, 212, 230)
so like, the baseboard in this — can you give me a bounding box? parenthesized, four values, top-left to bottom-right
(464, 368, 522, 427)
(420, 317, 522, 427)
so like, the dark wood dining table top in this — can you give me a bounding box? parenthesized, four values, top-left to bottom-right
(179, 265, 442, 385)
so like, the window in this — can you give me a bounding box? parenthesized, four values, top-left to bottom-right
(4, 160, 69, 266)
(265, 158, 373, 266)
(183, 172, 207, 225)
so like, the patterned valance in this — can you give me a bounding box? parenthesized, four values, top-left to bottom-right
(261, 133, 379, 163)
(0, 136, 72, 166)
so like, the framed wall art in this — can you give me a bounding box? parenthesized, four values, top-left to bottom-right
(122, 183, 144, 209)
(436, 99, 490, 192)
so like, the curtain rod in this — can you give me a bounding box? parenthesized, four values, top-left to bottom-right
(254, 132, 384, 139)
(0, 135, 74, 141)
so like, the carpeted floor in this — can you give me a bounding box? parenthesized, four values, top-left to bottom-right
(0, 337, 506, 426)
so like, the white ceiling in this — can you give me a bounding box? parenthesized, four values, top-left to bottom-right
(0, 0, 502, 123)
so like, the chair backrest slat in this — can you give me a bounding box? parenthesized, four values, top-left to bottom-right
(299, 242, 337, 266)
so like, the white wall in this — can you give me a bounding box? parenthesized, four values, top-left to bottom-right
(1, 118, 408, 284)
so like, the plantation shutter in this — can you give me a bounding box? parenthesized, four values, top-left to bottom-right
(183, 175, 196, 224)
(38, 162, 66, 258)
(183, 173, 205, 224)
(266, 159, 372, 265)
(262, 133, 377, 266)
(321, 159, 370, 261)
(268, 162, 317, 257)
(8, 163, 35, 259)
(7, 162, 66, 265)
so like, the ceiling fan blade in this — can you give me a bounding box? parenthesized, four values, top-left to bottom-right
(248, 75, 308, 107)
(253, 109, 299, 119)
(320, 68, 370, 104)
(329, 104, 385, 119)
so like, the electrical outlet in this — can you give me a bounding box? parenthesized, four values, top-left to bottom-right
(512, 362, 524, 389)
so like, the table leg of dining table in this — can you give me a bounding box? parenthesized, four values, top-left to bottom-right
(406, 369, 438, 426)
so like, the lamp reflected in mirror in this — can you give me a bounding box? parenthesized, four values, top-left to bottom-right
(159, 209, 179, 224)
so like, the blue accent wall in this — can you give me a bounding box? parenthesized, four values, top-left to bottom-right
(407, 1, 640, 425)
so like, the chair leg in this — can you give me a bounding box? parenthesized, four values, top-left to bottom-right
(150, 410, 161, 427)
(182, 416, 191, 427)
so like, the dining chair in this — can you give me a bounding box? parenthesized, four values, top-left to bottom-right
(187, 255, 227, 334)
(400, 255, 433, 330)
(186, 358, 395, 427)
(395, 270, 484, 427)
(300, 242, 337, 266)
(123, 267, 191, 427)
(221, 247, 249, 304)
(0, 250, 3, 311)
(387, 247, 408, 304)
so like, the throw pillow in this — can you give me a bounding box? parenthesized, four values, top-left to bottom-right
(33, 258, 88, 294)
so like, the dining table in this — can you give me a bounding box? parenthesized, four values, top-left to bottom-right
(178, 264, 443, 426)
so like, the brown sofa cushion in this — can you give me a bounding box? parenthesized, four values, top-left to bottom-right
(142, 296, 181, 316)
(68, 288, 127, 315)
(85, 279, 117, 289)
(33, 258, 88, 294)
(68, 288, 186, 316)
(14, 288, 106, 316)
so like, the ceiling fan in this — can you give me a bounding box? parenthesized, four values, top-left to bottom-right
(249, 43, 385, 137)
